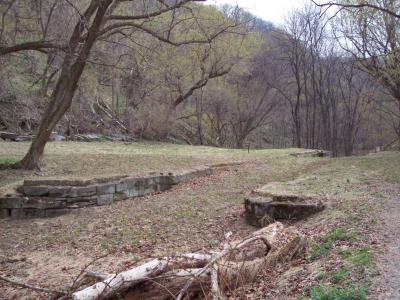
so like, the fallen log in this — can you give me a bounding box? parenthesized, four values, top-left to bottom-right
(72, 223, 305, 300)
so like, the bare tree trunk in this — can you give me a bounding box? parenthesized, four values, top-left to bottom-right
(19, 0, 112, 170)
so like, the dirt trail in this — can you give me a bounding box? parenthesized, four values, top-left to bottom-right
(376, 192, 400, 299)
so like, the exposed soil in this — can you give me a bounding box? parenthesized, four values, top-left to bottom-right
(1, 146, 399, 300)
(373, 185, 400, 300)
(0, 157, 324, 299)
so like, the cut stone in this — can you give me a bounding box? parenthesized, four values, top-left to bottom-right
(48, 186, 72, 197)
(69, 186, 97, 197)
(0, 209, 11, 218)
(97, 194, 114, 205)
(22, 197, 67, 209)
(11, 208, 46, 218)
(66, 196, 98, 204)
(66, 201, 96, 208)
(290, 149, 332, 158)
(115, 181, 128, 193)
(3, 164, 216, 219)
(0, 197, 25, 209)
(19, 186, 49, 196)
(124, 177, 138, 189)
(96, 183, 116, 195)
(244, 195, 325, 227)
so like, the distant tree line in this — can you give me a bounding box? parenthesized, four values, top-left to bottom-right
(0, 0, 399, 169)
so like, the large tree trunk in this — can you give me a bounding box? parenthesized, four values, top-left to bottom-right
(19, 0, 112, 170)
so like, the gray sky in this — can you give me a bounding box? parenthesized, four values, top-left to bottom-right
(205, 0, 309, 25)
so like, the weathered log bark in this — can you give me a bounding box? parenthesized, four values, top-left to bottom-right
(72, 223, 305, 300)
(72, 254, 212, 300)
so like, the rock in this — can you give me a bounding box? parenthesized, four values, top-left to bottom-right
(48, 186, 72, 197)
(4, 165, 216, 219)
(170, 166, 213, 184)
(0, 196, 25, 209)
(0, 209, 10, 218)
(244, 195, 325, 227)
(0, 131, 33, 142)
(66, 196, 98, 204)
(97, 194, 114, 205)
(18, 185, 50, 197)
(69, 186, 97, 197)
(15, 135, 33, 142)
(75, 134, 112, 142)
(49, 132, 66, 141)
(22, 197, 67, 209)
(290, 149, 332, 157)
(0, 132, 18, 141)
(96, 183, 116, 195)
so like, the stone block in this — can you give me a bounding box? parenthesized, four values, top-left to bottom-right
(159, 184, 172, 192)
(156, 176, 174, 186)
(244, 196, 325, 227)
(96, 183, 116, 195)
(125, 177, 138, 189)
(11, 208, 46, 218)
(97, 194, 114, 205)
(67, 201, 96, 208)
(69, 186, 97, 197)
(0, 209, 11, 218)
(123, 188, 140, 198)
(19, 186, 49, 196)
(0, 197, 25, 209)
(115, 181, 128, 193)
(10, 209, 25, 218)
(22, 197, 67, 209)
(116, 177, 139, 192)
(48, 186, 72, 197)
(66, 195, 97, 204)
(143, 185, 157, 195)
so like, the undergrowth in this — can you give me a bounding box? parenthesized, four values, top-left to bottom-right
(308, 227, 359, 261)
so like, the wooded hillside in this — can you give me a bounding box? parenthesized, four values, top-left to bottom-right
(0, 0, 399, 167)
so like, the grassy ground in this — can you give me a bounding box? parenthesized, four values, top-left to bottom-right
(0, 140, 300, 193)
(0, 141, 399, 299)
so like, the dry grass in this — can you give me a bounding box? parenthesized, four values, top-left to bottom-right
(0, 141, 300, 193)
(0, 141, 399, 299)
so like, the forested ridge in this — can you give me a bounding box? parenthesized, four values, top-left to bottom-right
(0, 0, 399, 167)
(1, 1, 400, 299)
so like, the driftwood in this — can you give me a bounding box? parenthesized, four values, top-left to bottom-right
(72, 223, 305, 300)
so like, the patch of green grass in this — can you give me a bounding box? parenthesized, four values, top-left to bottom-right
(309, 241, 334, 261)
(331, 267, 349, 283)
(309, 228, 358, 261)
(0, 157, 19, 165)
(0, 157, 20, 169)
(325, 227, 359, 242)
(315, 272, 328, 281)
(306, 284, 368, 300)
(339, 248, 374, 268)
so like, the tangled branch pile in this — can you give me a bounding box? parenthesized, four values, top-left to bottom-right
(72, 222, 305, 300)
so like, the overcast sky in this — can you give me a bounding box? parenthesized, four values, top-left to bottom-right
(205, 0, 309, 25)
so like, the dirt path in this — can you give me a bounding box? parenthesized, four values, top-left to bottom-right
(376, 189, 400, 299)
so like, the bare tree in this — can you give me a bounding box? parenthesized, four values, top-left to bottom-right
(315, 0, 400, 142)
(0, 0, 245, 169)
(313, 0, 400, 19)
